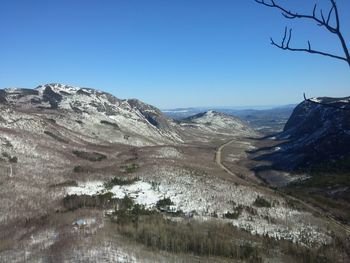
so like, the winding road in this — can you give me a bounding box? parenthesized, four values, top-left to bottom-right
(215, 138, 350, 235)
(215, 139, 236, 177)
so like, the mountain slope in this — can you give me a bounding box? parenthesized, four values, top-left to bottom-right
(180, 110, 257, 136)
(260, 97, 350, 170)
(0, 83, 182, 147)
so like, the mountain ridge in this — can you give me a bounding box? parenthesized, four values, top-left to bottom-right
(256, 97, 350, 171)
(0, 83, 183, 147)
(180, 110, 257, 136)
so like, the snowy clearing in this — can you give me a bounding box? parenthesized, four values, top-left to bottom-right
(66, 176, 331, 247)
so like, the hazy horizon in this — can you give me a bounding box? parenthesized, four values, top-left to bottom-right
(161, 103, 297, 111)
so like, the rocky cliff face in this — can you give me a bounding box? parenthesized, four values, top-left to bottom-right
(0, 83, 182, 147)
(263, 97, 350, 170)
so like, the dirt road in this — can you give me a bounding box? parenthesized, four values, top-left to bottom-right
(215, 139, 236, 176)
(215, 138, 350, 235)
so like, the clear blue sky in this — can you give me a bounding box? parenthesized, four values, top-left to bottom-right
(0, 0, 349, 108)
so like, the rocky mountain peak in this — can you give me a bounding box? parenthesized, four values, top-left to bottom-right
(0, 84, 183, 146)
(283, 97, 350, 139)
(259, 97, 350, 170)
(36, 83, 80, 95)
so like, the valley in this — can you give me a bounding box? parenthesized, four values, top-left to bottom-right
(0, 84, 349, 262)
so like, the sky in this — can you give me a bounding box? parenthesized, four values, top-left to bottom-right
(0, 0, 349, 108)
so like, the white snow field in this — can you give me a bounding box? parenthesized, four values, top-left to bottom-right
(66, 168, 331, 247)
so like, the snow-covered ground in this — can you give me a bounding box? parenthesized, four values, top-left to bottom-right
(66, 170, 331, 247)
(67, 181, 162, 208)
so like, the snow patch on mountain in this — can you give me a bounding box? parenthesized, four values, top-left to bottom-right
(0, 83, 183, 146)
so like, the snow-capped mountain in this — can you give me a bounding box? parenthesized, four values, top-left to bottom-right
(180, 110, 256, 136)
(261, 97, 350, 170)
(0, 83, 182, 147)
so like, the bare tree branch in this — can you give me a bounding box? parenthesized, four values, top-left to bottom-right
(330, 0, 339, 30)
(270, 27, 347, 62)
(255, 0, 350, 67)
(255, 0, 338, 33)
(326, 6, 334, 25)
(286, 28, 292, 47)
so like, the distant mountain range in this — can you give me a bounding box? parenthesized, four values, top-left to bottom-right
(163, 105, 297, 134)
